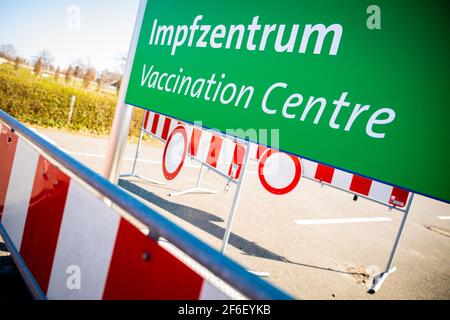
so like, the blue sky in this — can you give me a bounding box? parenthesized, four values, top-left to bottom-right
(0, 0, 140, 71)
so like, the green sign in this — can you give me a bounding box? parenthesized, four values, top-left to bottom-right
(125, 0, 450, 203)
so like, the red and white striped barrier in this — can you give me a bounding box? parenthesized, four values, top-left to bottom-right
(143, 111, 179, 142)
(141, 111, 410, 207)
(0, 123, 245, 300)
(142, 111, 245, 181)
(248, 143, 268, 162)
(254, 147, 409, 207)
(134, 111, 413, 267)
(188, 127, 245, 181)
(301, 159, 410, 208)
(123, 111, 416, 293)
(130, 109, 416, 294)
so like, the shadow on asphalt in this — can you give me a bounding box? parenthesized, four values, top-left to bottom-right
(0, 242, 7, 252)
(0, 241, 32, 301)
(118, 179, 367, 277)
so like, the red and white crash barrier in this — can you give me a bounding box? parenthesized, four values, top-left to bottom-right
(0, 123, 247, 300)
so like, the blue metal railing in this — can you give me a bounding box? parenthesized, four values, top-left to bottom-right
(0, 109, 293, 300)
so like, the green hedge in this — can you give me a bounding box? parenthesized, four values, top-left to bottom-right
(0, 64, 144, 137)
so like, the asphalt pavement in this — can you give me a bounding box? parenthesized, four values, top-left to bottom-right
(1, 128, 449, 300)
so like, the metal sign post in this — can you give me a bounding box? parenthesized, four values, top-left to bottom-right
(120, 120, 166, 185)
(67, 95, 76, 124)
(103, 0, 147, 183)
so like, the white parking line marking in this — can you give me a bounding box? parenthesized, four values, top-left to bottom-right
(31, 128, 58, 145)
(65, 151, 105, 159)
(66, 151, 195, 166)
(438, 216, 450, 220)
(295, 217, 392, 225)
(65, 151, 260, 174)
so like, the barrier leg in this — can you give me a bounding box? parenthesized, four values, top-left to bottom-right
(120, 128, 166, 186)
(220, 144, 250, 254)
(169, 163, 218, 197)
(248, 270, 271, 277)
(0, 224, 46, 300)
(223, 178, 232, 194)
(368, 193, 415, 294)
(219, 144, 270, 277)
(130, 127, 144, 176)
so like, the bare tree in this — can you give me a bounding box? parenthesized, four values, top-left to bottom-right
(0, 44, 17, 60)
(111, 53, 126, 95)
(83, 67, 96, 89)
(97, 76, 104, 93)
(14, 57, 22, 70)
(37, 49, 54, 64)
(73, 57, 90, 69)
(74, 65, 84, 79)
(72, 57, 93, 79)
(55, 67, 61, 81)
(34, 58, 43, 77)
(65, 66, 74, 84)
(99, 69, 121, 85)
(115, 77, 122, 95)
(36, 49, 54, 70)
(115, 52, 128, 73)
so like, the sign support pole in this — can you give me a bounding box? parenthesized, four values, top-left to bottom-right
(104, 0, 147, 183)
(369, 193, 415, 294)
(120, 117, 166, 185)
